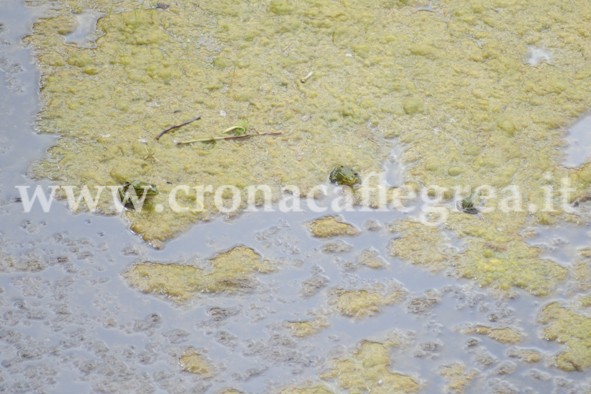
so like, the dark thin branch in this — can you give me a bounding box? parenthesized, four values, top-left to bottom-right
(155, 115, 201, 141)
(175, 131, 283, 146)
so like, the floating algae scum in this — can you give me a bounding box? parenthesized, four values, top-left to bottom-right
(1, 0, 591, 392)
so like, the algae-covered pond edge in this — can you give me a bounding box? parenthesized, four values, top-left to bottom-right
(23, 0, 591, 296)
(5, 0, 591, 392)
(22, 0, 591, 383)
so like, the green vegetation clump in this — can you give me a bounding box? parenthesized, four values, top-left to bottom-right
(330, 284, 406, 319)
(282, 337, 420, 393)
(124, 246, 274, 301)
(322, 339, 421, 393)
(179, 348, 214, 376)
(462, 324, 523, 344)
(307, 216, 359, 238)
(539, 302, 591, 371)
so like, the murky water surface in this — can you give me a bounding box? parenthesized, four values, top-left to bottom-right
(1, 1, 591, 393)
(564, 114, 591, 168)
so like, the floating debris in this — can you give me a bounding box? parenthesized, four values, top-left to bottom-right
(155, 115, 201, 141)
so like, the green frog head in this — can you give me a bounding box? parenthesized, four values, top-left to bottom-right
(119, 180, 158, 209)
(329, 165, 361, 186)
(125, 180, 159, 197)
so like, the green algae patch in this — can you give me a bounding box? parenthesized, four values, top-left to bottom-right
(507, 347, 543, 364)
(321, 339, 420, 393)
(573, 258, 591, 293)
(538, 302, 591, 371)
(286, 317, 329, 338)
(462, 325, 523, 345)
(356, 248, 388, 269)
(0, 250, 44, 272)
(446, 212, 568, 296)
(124, 246, 274, 301)
(329, 284, 406, 319)
(458, 239, 567, 297)
(391, 217, 567, 296)
(581, 295, 591, 309)
(307, 216, 359, 238)
(438, 362, 478, 394)
(389, 220, 453, 271)
(279, 385, 333, 394)
(28, 1, 398, 242)
(179, 348, 214, 376)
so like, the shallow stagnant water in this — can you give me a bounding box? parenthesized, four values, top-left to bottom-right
(1, 1, 591, 393)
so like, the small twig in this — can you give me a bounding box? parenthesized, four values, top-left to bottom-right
(223, 125, 247, 135)
(155, 115, 201, 141)
(573, 194, 591, 207)
(175, 131, 283, 146)
(300, 71, 314, 84)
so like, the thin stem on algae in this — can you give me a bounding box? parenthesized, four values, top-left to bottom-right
(174, 131, 283, 146)
(155, 115, 201, 141)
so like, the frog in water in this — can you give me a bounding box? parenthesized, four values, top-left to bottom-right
(329, 165, 361, 186)
(458, 191, 479, 214)
(119, 180, 158, 209)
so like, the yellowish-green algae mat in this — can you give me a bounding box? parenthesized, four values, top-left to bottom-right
(280, 336, 421, 394)
(124, 246, 275, 301)
(27, 0, 591, 385)
(538, 302, 591, 371)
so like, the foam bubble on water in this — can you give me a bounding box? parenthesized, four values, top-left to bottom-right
(64, 10, 102, 48)
(563, 113, 591, 168)
(526, 47, 552, 66)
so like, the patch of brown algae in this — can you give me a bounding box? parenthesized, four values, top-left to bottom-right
(538, 302, 591, 371)
(124, 246, 274, 301)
